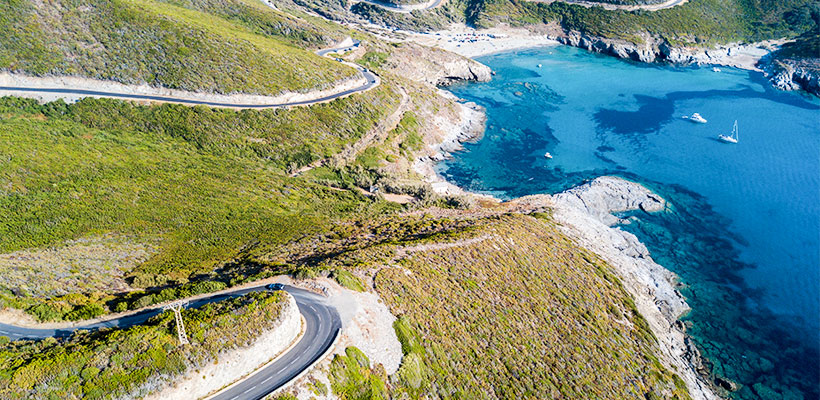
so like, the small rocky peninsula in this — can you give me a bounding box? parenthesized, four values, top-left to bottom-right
(549, 177, 719, 400)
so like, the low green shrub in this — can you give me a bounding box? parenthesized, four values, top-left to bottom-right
(331, 270, 366, 292)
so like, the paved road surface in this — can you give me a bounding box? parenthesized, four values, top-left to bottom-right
(0, 285, 341, 400)
(528, 0, 687, 11)
(359, 0, 682, 13)
(356, 0, 443, 13)
(0, 42, 376, 110)
(210, 289, 340, 400)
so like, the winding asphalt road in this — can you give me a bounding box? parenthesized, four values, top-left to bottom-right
(210, 288, 341, 400)
(0, 42, 377, 110)
(358, 0, 682, 13)
(528, 0, 687, 11)
(356, 0, 444, 13)
(0, 285, 342, 400)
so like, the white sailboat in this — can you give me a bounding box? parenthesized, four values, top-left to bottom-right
(718, 120, 739, 143)
(683, 112, 708, 123)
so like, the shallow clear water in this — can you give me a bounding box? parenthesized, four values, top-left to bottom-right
(440, 45, 820, 399)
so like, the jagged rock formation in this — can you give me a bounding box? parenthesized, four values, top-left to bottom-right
(760, 57, 820, 96)
(554, 30, 771, 65)
(552, 176, 667, 225)
(554, 29, 820, 95)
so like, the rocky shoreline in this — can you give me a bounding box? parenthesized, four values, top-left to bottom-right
(553, 30, 820, 95)
(548, 177, 719, 400)
(758, 56, 820, 96)
(408, 24, 819, 95)
(412, 91, 493, 198)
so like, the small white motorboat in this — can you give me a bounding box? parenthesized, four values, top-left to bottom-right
(683, 112, 708, 123)
(544, 152, 553, 159)
(537, 64, 542, 68)
(712, 67, 722, 72)
(718, 120, 739, 144)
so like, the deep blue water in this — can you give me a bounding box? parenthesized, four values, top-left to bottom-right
(439, 46, 820, 399)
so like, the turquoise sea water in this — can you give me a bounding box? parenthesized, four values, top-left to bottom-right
(439, 46, 820, 399)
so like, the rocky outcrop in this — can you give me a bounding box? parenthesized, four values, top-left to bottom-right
(760, 58, 820, 96)
(555, 31, 661, 63)
(550, 177, 687, 322)
(435, 60, 493, 86)
(413, 95, 488, 197)
(381, 42, 492, 86)
(552, 176, 666, 226)
(546, 176, 719, 400)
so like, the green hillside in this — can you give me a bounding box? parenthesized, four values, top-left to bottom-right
(0, 0, 356, 95)
(346, 0, 814, 46)
(0, 84, 402, 320)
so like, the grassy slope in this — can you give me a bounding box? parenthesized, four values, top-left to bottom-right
(0, 83, 402, 320)
(485, 0, 815, 45)
(0, 0, 355, 95)
(0, 292, 287, 400)
(316, 213, 690, 399)
(158, 0, 351, 48)
(380, 214, 689, 399)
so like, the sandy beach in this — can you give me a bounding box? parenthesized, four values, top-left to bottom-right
(407, 24, 560, 59)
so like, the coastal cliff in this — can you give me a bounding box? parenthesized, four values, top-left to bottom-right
(377, 42, 493, 86)
(554, 29, 776, 68)
(761, 59, 820, 95)
(757, 30, 820, 96)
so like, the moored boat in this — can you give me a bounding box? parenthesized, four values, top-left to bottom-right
(718, 120, 739, 143)
(683, 113, 707, 123)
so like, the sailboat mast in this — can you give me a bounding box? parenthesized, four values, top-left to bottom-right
(733, 120, 738, 141)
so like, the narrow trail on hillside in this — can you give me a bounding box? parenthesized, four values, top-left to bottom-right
(290, 86, 411, 176)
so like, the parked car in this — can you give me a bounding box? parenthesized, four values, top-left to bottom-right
(266, 283, 285, 291)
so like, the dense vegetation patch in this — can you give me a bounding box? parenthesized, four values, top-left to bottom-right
(0, 291, 287, 399)
(774, 26, 820, 62)
(330, 347, 390, 400)
(347, 0, 815, 47)
(472, 0, 815, 45)
(0, 0, 355, 95)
